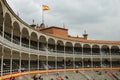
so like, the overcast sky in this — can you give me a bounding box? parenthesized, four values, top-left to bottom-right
(6, 0, 120, 41)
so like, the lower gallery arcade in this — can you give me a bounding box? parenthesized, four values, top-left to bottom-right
(0, 43, 120, 76)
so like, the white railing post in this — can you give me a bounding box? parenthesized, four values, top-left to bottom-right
(82, 44, 84, 72)
(64, 45, 66, 71)
(91, 45, 93, 70)
(73, 47, 75, 69)
(1, 46, 4, 78)
(29, 36, 31, 72)
(37, 55, 39, 70)
(109, 47, 112, 69)
(10, 49, 12, 75)
(100, 46, 102, 68)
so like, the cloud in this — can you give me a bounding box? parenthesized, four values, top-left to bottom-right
(7, 0, 120, 41)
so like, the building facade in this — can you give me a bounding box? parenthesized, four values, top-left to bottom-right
(0, 0, 120, 78)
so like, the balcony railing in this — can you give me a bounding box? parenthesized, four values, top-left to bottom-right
(0, 34, 120, 58)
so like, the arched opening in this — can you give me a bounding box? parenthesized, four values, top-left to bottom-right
(3, 47, 11, 74)
(66, 57, 73, 69)
(39, 35, 47, 51)
(101, 46, 110, 68)
(57, 57, 64, 69)
(39, 56, 46, 70)
(30, 32, 38, 49)
(21, 53, 29, 71)
(112, 58, 120, 68)
(48, 38, 55, 52)
(101, 45, 110, 55)
(30, 54, 38, 70)
(21, 28, 29, 48)
(74, 43, 82, 54)
(75, 58, 82, 68)
(65, 42, 73, 54)
(57, 40, 64, 53)
(83, 58, 91, 68)
(111, 46, 120, 67)
(93, 58, 101, 68)
(4, 13, 12, 41)
(48, 56, 55, 69)
(13, 21, 20, 44)
(102, 59, 110, 68)
(0, 44, 2, 71)
(12, 50, 20, 72)
(92, 45, 100, 55)
(83, 44, 91, 55)
(0, 2, 3, 35)
(111, 46, 119, 55)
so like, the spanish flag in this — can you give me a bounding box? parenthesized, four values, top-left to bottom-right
(43, 5, 50, 10)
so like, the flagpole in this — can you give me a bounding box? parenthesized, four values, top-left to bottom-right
(42, 5, 44, 24)
(42, 5, 50, 24)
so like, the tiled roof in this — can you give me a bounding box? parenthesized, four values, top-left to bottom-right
(48, 33, 120, 45)
(40, 26, 120, 45)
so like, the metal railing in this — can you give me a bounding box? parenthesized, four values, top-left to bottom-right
(0, 34, 120, 58)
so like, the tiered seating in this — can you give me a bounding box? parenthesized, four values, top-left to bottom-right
(83, 70, 119, 80)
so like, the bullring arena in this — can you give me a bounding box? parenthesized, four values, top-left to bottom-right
(0, 0, 120, 80)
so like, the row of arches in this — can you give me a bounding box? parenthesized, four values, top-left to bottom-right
(0, 44, 120, 75)
(0, 2, 120, 56)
